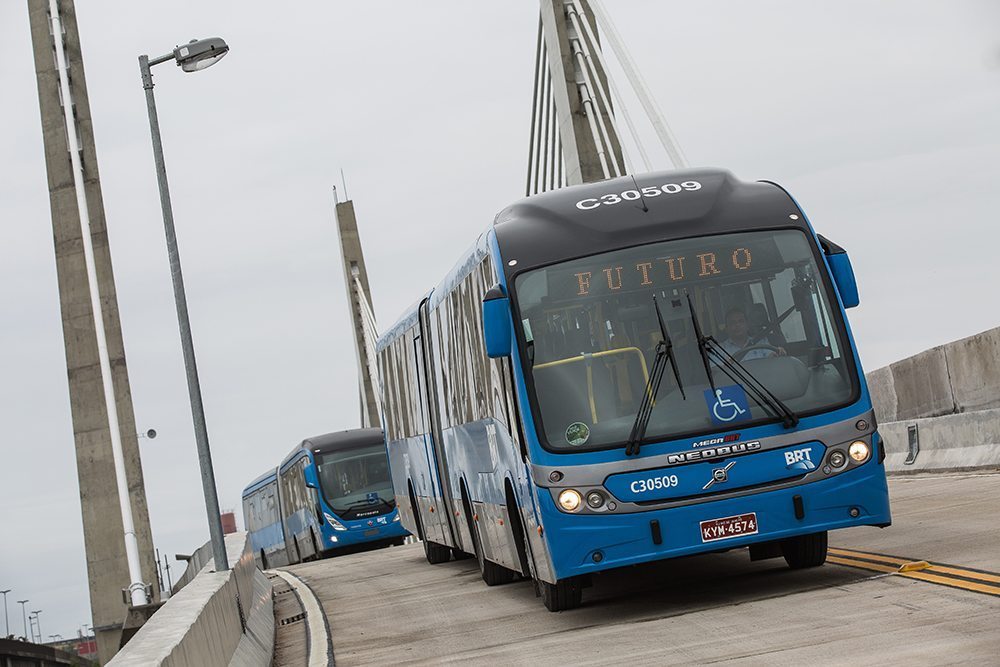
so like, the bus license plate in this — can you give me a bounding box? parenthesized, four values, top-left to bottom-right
(700, 512, 758, 542)
(364, 529, 379, 537)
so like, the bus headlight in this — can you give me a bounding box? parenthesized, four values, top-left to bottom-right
(324, 513, 348, 531)
(558, 489, 582, 512)
(849, 441, 870, 463)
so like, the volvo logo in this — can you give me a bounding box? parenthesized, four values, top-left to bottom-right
(703, 461, 736, 490)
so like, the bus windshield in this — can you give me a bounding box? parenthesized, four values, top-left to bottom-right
(513, 229, 856, 451)
(315, 443, 395, 514)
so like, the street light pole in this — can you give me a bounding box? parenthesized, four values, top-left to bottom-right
(138, 38, 231, 572)
(16, 601, 27, 641)
(1, 590, 10, 637)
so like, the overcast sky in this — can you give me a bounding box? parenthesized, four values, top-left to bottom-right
(1, 0, 998, 642)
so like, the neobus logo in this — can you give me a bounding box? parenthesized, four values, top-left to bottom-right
(691, 433, 742, 448)
(666, 441, 761, 466)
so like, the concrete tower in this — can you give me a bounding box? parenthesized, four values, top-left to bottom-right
(333, 194, 380, 428)
(26, 1, 159, 662)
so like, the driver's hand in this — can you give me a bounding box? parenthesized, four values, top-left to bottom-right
(778, 347, 787, 356)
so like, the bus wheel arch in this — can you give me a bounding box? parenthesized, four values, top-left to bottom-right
(410, 479, 450, 564)
(462, 478, 516, 586)
(504, 478, 532, 580)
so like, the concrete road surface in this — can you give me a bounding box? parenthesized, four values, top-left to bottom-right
(282, 472, 1000, 665)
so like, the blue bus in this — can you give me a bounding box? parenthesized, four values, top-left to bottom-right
(242, 428, 408, 568)
(375, 169, 891, 610)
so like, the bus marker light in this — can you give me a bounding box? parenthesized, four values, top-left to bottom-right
(856, 419, 869, 431)
(499, 519, 504, 526)
(586, 491, 605, 509)
(849, 441, 870, 462)
(549, 471, 564, 483)
(558, 489, 582, 512)
(607, 502, 617, 511)
(592, 551, 604, 563)
(849, 507, 860, 518)
(537, 526, 543, 536)
(829, 450, 847, 468)
(429, 506, 435, 513)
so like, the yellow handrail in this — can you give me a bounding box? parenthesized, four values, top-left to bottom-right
(533, 347, 651, 423)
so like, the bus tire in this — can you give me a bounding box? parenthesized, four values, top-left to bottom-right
(311, 530, 322, 561)
(460, 482, 515, 586)
(540, 578, 583, 612)
(424, 540, 452, 564)
(780, 531, 828, 569)
(409, 481, 450, 564)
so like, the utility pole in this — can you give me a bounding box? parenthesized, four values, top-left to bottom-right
(26, 1, 159, 662)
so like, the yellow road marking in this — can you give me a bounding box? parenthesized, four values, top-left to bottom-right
(829, 548, 907, 567)
(828, 548, 1000, 597)
(831, 548, 1000, 584)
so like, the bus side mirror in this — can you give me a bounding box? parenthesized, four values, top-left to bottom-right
(818, 234, 859, 309)
(482, 284, 512, 358)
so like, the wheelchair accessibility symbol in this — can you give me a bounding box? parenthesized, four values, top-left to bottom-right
(703, 385, 751, 426)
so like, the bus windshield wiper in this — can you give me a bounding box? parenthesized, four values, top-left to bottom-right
(685, 294, 799, 429)
(625, 295, 685, 456)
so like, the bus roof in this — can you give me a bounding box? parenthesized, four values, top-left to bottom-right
(492, 168, 807, 277)
(241, 467, 277, 497)
(279, 428, 386, 470)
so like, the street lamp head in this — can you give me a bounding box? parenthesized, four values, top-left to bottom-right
(173, 37, 229, 72)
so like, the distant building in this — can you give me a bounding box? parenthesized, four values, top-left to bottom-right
(1, 636, 96, 665)
(221, 510, 238, 534)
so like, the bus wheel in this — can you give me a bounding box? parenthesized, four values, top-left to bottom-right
(424, 539, 452, 564)
(540, 578, 583, 612)
(780, 531, 828, 569)
(311, 530, 322, 561)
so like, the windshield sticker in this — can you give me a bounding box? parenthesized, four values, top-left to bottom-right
(522, 318, 533, 342)
(565, 422, 591, 446)
(704, 385, 751, 426)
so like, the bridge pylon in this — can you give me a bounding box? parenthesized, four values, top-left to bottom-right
(26, 0, 159, 662)
(332, 191, 381, 428)
(528, 0, 688, 194)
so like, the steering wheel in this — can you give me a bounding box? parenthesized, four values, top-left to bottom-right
(734, 344, 782, 362)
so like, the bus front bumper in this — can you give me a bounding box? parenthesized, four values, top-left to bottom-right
(538, 459, 891, 581)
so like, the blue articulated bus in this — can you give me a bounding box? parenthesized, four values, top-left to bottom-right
(241, 428, 408, 568)
(375, 169, 891, 611)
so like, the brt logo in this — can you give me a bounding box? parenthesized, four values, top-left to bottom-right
(784, 448, 816, 471)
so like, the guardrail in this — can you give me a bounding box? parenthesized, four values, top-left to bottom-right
(108, 532, 273, 666)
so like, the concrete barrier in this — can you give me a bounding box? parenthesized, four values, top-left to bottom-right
(880, 409, 1000, 473)
(868, 325, 1000, 422)
(108, 532, 273, 667)
(867, 325, 1000, 474)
